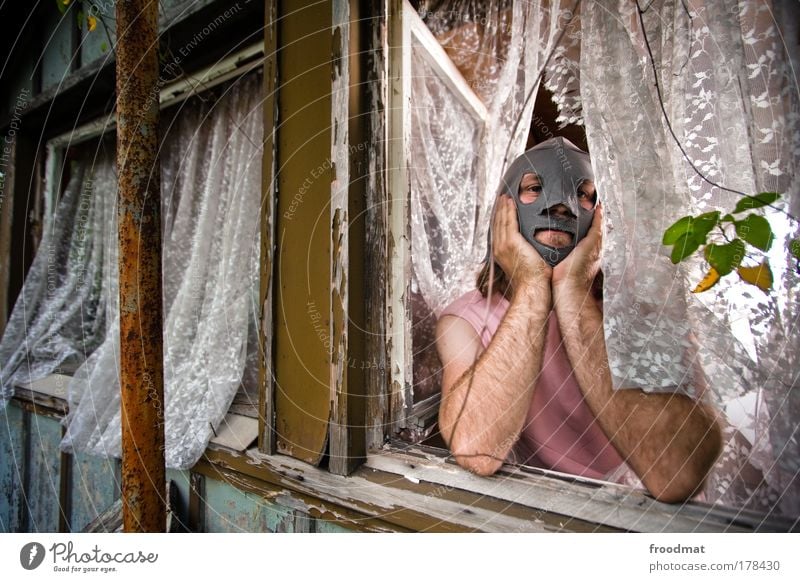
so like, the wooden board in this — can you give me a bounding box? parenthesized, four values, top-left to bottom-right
(275, 0, 335, 465)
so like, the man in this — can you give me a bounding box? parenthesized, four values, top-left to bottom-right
(436, 138, 722, 503)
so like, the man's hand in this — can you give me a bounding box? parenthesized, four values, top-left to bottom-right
(492, 194, 551, 293)
(552, 202, 603, 290)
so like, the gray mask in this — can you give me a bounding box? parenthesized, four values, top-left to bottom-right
(494, 137, 597, 266)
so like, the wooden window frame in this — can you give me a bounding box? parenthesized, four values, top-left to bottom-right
(384, 0, 488, 443)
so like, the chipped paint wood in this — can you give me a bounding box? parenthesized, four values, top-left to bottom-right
(188, 471, 205, 533)
(25, 414, 63, 532)
(203, 441, 796, 532)
(202, 446, 571, 532)
(13, 385, 68, 419)
(116, 0, 166, 533)
(274, 494, 316, 532)
(329, 0, 366, 476)
(328, 0, 351, 473)
(386, 0, 413, 434)
(0, 402, 25, 532)
(366, 444, 800, 533)
(83, 481, 182, 533)
(364, 0, 391, 452)
(203, 476, 288, 532)
(69, 452, 121, 532)
(195, 451, 406, 532)
(258, 0, 279, 456)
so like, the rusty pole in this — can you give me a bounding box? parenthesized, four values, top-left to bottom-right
(116, 0, 166, 532)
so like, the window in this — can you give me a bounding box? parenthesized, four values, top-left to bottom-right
(0, 47, 265, 470)
(374, 0, 800, 519)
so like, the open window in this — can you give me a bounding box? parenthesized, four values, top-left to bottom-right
(379, 0, 800, 519)
(388, 0, 488, 444)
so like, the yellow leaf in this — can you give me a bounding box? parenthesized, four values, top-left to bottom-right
(62, 0, 71, 5)
(737, 260, 773, 291)
(88, 15, 97, 32)
(692, 267, 721, 293)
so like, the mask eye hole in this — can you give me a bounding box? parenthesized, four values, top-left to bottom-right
(519, 173, 542, 205)
(577, 181, 597, 210)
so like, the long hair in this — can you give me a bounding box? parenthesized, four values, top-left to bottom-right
(476, 260, 510, 299)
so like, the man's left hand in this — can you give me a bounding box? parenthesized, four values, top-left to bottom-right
(552, 202, 603, 290)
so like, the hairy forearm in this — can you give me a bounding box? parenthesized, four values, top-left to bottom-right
(553, 282, 722, 502)
(439, 283, 551, 476)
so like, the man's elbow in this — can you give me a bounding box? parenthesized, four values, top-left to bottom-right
(440, 422, 504, 477)
(452, 451, 504, 477)
(649, 411, 723, 503)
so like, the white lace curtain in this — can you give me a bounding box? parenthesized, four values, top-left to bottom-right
(412, 0, 799, 514)
(0, 72, 263, 470)
(580, 0, 799, 515)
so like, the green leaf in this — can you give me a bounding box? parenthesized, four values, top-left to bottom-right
(705, 239, 746, 275)
(735, 214, 774, 251)
(733, 192, 781, 214)
(77, 9, 84, 28)
(692, 211, 720, 239)
(671, 232, 702, 264)
(663, 216, 693, 245)
(101, 42, 108, 53)
(790, 238, 800, 260)
(56, 0, 68, 15)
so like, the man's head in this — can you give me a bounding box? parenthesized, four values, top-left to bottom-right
(499, 137, 597, 266)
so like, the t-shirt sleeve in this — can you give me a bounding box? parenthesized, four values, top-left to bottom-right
(439, 291, 485, 337)
(439, 290, 506, 349)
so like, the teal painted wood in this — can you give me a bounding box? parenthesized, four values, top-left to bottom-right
(203, 477, 293, 533)
(41, 8, 76, 92)
(0, 403, 25, 532)
(166, 469, 191, 530)
(313, 519, 353, 533)
(69, 452, 120, 532)
(26, 414, 63, 532)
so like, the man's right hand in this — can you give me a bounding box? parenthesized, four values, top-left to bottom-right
(492, 194, 551, 293)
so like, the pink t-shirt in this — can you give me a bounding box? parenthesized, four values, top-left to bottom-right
(439, 289, 627, 480)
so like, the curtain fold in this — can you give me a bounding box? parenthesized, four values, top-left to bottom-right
(580, 0, 799, 513)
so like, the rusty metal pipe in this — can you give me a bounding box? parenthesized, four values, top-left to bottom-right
(115, 0, 166, 533)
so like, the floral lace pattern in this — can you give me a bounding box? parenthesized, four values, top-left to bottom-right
(579, 0, 799, 514)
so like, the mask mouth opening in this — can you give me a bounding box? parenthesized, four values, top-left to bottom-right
(532, 226, 575, 248)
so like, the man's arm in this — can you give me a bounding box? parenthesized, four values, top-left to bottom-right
(437, 195, 551, 476)
(552, 205, 722, 502)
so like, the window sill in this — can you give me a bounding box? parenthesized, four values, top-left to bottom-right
(199, 440, 797, 533)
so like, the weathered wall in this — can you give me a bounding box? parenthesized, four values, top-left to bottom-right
(0, 405, 351, 533)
